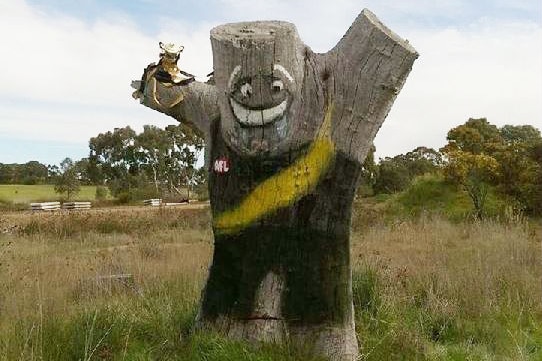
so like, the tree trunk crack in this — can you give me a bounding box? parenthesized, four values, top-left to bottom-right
(243, 315, 283, 321)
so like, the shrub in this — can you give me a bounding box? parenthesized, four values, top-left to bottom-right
(94, 186, 108, 200)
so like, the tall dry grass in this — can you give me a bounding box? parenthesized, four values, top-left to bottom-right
(352, 216, 542, 360)
(0, 208, 213, 360)
(0, 208, 540, 360)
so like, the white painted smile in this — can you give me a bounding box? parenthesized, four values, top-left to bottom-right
(230, 98, 287, 127)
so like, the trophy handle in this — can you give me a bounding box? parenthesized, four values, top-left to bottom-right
(159, 42, 184, 54)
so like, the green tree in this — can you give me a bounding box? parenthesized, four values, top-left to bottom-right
(0, 164, 14, 184)
(21, 161, 48, 184)
(442, 150, 499, 219)
(73, 158, 94, 185)
(191, 166, 209, 200)
(135, 125, 171, 193)
(47, 164, 60, 182)
(500, 125, 541, 145)
(89, 126, 139, 198)
(444, 118, 502, 155)
(134, 123, 204, 198)
(54, 158, 81, 200)
(494, 126, 542, 215)
(374, 157, 410, 194)
(403, 146, 443, 176)
(88, 124, 204, 201)
(441, 119, 504, 218)
(528, 140, 542, 215)
(373, 146, 442, 194)
(165, 123, 204, 198)
(357, 145, 377, 196)
(442, 120, 542, 216)
(0, 162, 49, 184)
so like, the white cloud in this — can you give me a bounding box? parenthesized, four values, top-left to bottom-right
(0, 0, 213, 145)
(374, 20, 542, 158)
(0, 0, 540, 163)
(0, 1, 216, 104)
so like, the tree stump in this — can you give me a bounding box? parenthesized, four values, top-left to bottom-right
(132, 9, 417, 361)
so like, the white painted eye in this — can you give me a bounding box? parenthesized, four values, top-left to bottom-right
(240, 83, 252, 97)
(272, 79, 284, 92)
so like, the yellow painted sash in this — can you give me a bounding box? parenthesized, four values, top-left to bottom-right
(214, 104, 335, 234)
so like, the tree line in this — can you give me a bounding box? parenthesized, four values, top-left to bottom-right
(0, 161, 55, 185)
(360, 119, 541, 217)
(86, 123, 205, 201)
(0, 123, 206, 202)
(1, 119, 540, 214)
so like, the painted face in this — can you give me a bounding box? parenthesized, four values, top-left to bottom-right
(211, 21, 320, 157)
(219, 63, 300, 156)
(228, 64, 294, 130)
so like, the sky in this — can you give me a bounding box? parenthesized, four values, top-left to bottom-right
(0, 0, 541, 165)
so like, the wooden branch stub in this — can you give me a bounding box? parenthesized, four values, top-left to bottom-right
(326, 9, 418, 163)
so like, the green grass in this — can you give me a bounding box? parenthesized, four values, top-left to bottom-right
(354, 174, 515, 228)
(401, 174, 510, 221)
(0, 184, 103, 204)
(393, 174, 473, 220)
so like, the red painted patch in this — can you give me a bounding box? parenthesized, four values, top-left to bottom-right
(213, 157, 230, 174)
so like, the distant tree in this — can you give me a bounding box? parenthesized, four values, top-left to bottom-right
(54, 158, 81, 200)
(86, 154, 105, 185)
(442, 119, 542, 216)
(0, 162, 48, 184)
(500, 125, 541, 145)
(189, 167, 209, 200)
(0, 164, 14, 184)
(441, 119, 506, 218)
(403, 146, 443, 176)
(21, 161, 48, 184)
(528, 141, 542, 215)
(73, 158, 93, 185)
(88, 124, 203, 201)
(373, 157, 410, 194)
(47, 164, 60, 182)
(135, 125, 171, 193)
(444, 118, 502, 155)
(494, 126, 542, 215)
(89, 126, 138, 197)
(373, 146, 442, 194)
(358, 145, 377, 196)
(442, 150, 499, 219)
(165, 123, 204, 197)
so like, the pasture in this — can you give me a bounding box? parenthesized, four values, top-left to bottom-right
(0, 185, 100, 204)
(0, 206, 541, 360)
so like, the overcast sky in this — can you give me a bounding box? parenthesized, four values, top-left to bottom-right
(0, 0, 541, 165)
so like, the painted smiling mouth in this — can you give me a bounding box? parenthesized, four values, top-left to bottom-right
(230, 98, 287, 127)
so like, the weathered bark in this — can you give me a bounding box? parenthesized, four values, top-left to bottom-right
(133, 9, 417, 361)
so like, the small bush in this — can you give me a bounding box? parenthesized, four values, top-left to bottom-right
(94, 186, 108, 200)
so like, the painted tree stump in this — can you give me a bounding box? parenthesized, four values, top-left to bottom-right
(133, 9, 417, 361)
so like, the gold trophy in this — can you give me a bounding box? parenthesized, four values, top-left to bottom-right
(155, 42, 195, 86)
(131, 42, 196, 107)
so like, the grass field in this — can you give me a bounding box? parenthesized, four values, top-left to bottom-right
(0, 207, 541, 360)
(0, 184, 101, 204)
